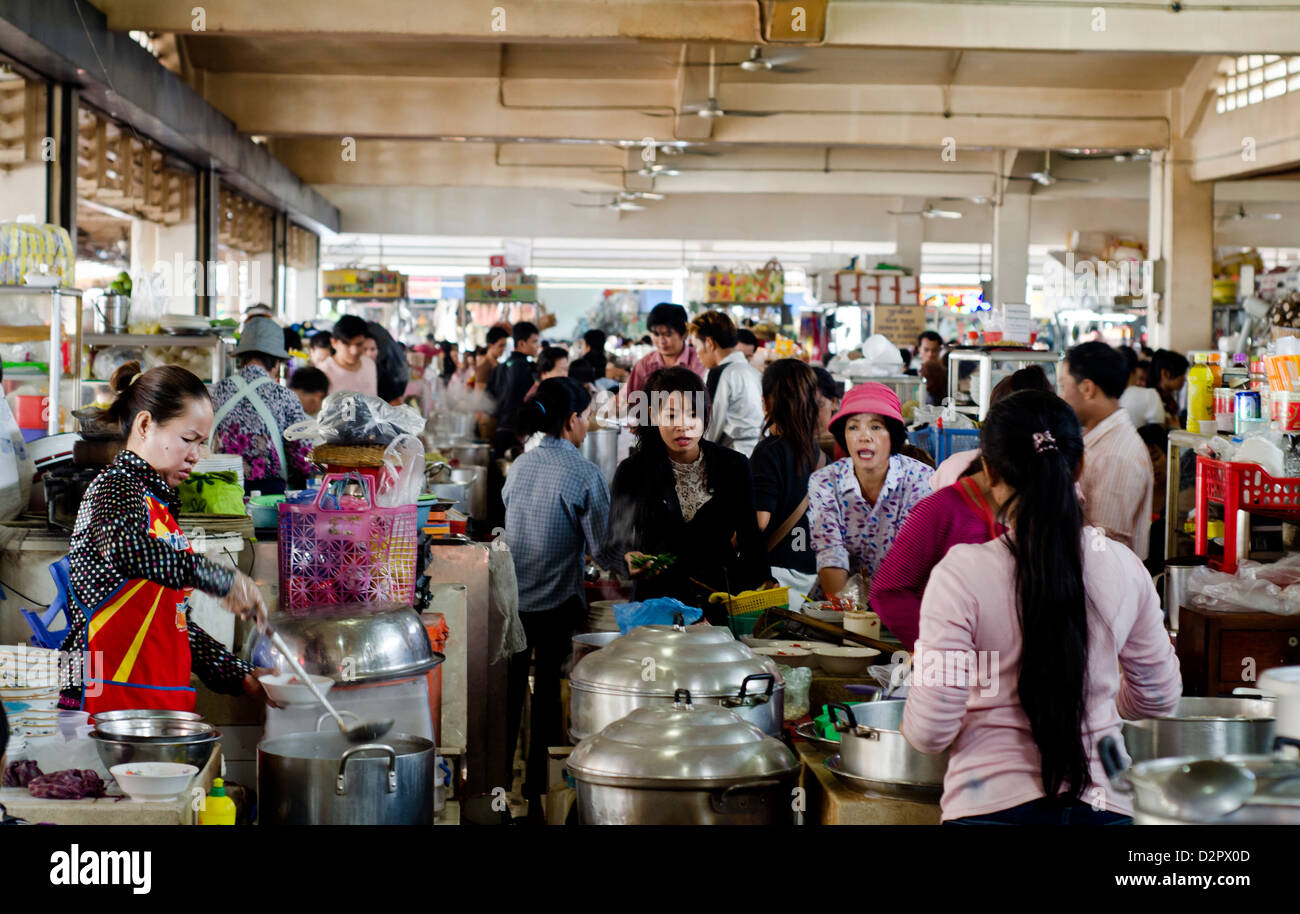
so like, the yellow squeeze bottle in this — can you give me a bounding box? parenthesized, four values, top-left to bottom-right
(1187, 352, 1215, 435)
(197, 777, 237, 826)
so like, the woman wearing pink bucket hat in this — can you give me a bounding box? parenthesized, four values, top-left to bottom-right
(807, 382, 934, 598)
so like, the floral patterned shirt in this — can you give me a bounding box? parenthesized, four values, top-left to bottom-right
(210, 363, 314, 485)
(807, 454, 935, 579)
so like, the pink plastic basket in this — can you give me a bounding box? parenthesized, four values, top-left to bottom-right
(278, 471, 418, 610)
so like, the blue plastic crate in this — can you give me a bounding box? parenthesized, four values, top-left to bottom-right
(936, 427, 981, 463)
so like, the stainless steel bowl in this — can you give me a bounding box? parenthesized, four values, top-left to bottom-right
(93, 717, 215, 742)
(90, 730, 221, 772)
(90, 709, 203, 726)
(245, 602, 443, 684)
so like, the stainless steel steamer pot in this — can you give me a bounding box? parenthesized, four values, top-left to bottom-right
(1122, 697, 1276, 763)
(568, 624, 784, 739)
(258, 717, 436, 825)
(567, 690, 799, 825)
(829, 700, 948, 798)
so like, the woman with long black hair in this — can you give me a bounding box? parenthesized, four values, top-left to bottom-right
(901, 390, 1180, 824)
(602, 366, 769, 623)
(503, 377, 609, 820)
(750, 359, 824, 610)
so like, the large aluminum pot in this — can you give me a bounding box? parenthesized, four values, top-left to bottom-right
(443, 442, 490, 468)
(829, 700, 948, 798)
(1123, 697, 1276, 764)
(450, 466, 486, 520)
(259, 720, 435, 825)
(1100, 734, 1300, 824)
(245, 602, 444, 684)
(580, 427, 619, 484)
(431, 412, 477, 441)
(569, 624, 784, 740)
(567, 690, 798, 825)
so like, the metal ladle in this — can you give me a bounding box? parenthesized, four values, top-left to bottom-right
(266, 628, 394, 743)
(1161, 759, 1256, 821)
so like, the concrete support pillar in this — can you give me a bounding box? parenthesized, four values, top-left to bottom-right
(892, 196, 924, 275)
(992, 192, 1030, 305)
(1146, 147, 1214, 352)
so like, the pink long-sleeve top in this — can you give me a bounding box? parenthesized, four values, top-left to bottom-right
(900, 528, 1181, 822)
(869, 479, 1004, 650)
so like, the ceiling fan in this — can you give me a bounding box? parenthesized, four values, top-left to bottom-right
(886, 204, 963, 220)
(644, 48, 779, 119)
(684, 45, 814, 74)
(1007, 150, 1096, 187)
(572, 191, 664, 212)
(581, 190, 665, 202)
(1217, 204, 1283, 225)
(637, 163, 681, 177)
(612, 139, 720, 157)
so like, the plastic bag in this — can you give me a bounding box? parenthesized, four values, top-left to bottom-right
(911, 399, 977, 431)
(857, 334, 905, 377)
(1185, 561, 1300, 616)
(488, 541, 529, 663)
(0, 395, 33, 521)
(375, 434, 425, 507)
(284, 391, 426, 446)
(613, 597, 703, 634)
(781, 665, 813, 720)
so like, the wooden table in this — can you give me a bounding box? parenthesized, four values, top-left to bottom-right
(796, 742, 941, 825)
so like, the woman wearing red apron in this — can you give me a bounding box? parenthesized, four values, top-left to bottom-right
(59, 362, 266, 714)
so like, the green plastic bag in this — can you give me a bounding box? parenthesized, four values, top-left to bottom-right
(178, 471, 246, 515)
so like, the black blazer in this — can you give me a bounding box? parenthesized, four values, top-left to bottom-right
(602, 439, 770, 623)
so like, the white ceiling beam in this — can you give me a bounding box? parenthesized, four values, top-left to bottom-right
(1189, 90, 1300, 181)
(94, 0, 762, 41)
(202, 72, 1170, 149)
(826, 1, 1300, 54)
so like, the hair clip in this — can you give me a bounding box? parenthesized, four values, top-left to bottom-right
(1032, 430, 1057, 453)
(536, 401, 546, 415)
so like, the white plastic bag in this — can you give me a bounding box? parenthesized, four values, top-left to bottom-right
(285, 391, 426, 446)
(859, 334, 905, 376)
(375, 434, 425, 507)
(0, 395, 33, 521)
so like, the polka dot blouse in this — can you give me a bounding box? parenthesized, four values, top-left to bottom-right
(58, 449, 251, 707)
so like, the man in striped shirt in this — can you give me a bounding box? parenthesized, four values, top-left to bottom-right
(1059, 342, 1153, 560)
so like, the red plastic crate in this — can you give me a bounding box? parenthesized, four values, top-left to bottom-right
(1194, 456, 1300, 572)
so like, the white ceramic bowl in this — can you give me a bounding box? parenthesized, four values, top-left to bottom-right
(256, 672, 335, 707)
(752, 645, 819, 669)
(110, 763, 200, 802)
(803, 604, 847, 623)
(811, 645, 881, 676)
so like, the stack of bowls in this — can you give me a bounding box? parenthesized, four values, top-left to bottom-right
(88, 710, 221, 773)
(0, 645, 62, 739)
(586, 600, 624, 633)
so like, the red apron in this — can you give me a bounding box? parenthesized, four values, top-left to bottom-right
(83, 495, 196, 714)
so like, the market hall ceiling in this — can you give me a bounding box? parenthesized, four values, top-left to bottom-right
(84, 0, 1300, 216)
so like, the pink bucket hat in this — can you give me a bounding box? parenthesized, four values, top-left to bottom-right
(828, 382, 904, 437)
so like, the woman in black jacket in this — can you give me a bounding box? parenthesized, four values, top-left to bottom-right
(602, 366, 769, 624)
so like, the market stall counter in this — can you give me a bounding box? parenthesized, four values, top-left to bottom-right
(0, 744, 220, 826)
(795, 742, 940, 825)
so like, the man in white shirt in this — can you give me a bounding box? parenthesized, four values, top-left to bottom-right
(320, 314, 379, 398)
(690, 311, 764, 458)
(1059, 341, 1153, 559)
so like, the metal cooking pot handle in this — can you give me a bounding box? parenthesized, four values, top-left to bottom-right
(724, 673, 775, 708)
(336, 743, 398, 796)
(1097, 735, 1133, 793)
(709, 778, 783, 815)
(827, 701, 857, 733)
(1273, 736, 1300, 754)
(316, 710, 361, 731)
(673, 689, 693, 709)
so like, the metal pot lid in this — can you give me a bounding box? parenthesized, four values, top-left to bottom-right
(569, 624, 783, 697)
(567, 693, 798, 787)
(245, 602, 442, 684)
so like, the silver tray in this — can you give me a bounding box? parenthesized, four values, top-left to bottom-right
(824, 754, 943, 801)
